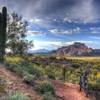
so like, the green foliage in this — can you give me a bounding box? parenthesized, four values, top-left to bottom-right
(7, 13, 33, 55)
(23, 71, 35, 85)
(6, 64, 18, 72)
(19, 60, 44, 78)
(6, 55, 100, 93)
(6, 56, 22, 64)
(45, 65, 62, 80)
(38, 81, 54, 95)
(96, 77, 100, 83)
(0, 76, 6, 93)
(71, 63, 80, 68)
(9, 92, 30, 100)
(43, 92, 56, 100)
(30, 66, 44, 78)
(6, 59, 44, 83)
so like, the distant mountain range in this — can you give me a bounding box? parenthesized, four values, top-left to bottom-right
(52, 42, 100, 56)
(29, 49, 50, 54)
(29, 42, 100, 56)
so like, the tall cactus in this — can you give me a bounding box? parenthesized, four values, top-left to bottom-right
(0, 13, 2, 61)
(0, 7, 7, 63)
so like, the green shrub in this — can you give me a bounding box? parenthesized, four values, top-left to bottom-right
(38, 81, 54, 95)
(43, 92, 56, 100)
(23, 71, 35, 85)
(5, 63, 16, 72)
(9, 92, 30, 100)
(0, 76, 6, 93)
(17, 61, 44, 79)
(5, 60, 44, 80)
(71, 63, 80, 68)
(28, 65, 43, 78)
(96, 77, 100, 83)
(19, 60, 33, 68)
(14, 66, 23, 76)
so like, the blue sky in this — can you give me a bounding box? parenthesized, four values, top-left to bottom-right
(0, 0, 100, 50)
(26, 20, 100, 50)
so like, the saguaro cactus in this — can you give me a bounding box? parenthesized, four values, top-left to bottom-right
(0, 13, 2, 60)
(0, 7, 7, 63)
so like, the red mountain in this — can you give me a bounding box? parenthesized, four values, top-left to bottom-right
(55, 42, 93, 56)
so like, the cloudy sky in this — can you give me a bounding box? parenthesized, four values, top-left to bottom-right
(0, 0, 100, 50)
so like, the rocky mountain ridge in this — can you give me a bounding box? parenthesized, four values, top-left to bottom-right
(54, 42, 100, 56)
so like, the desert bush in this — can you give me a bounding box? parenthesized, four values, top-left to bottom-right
(38, 81, 54, 95)
(96, 77, 100, 83)
(6, 59, 44, 81)
(45, 65, 62, 80)
(18, 60, 44, 78)
(9, 92, 30, 100)
(23, 71, 35, 85)
(28, 65, 44, 79)
(43, 92, 56, 100)
(5, 63, 16, 72)
(14, 66, 23, 76)
(6, 56, 100, 92)
(0, 76, 8, 99)
(0, 76, 6, 93)
(71, 63, 80, 68)
(46, 66, 56, 80)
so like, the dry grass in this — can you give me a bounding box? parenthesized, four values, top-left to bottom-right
(65, 56, 100, 62)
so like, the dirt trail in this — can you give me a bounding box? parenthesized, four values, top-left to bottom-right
(52, 81, 96, 100)
(0, 64, 42, 100)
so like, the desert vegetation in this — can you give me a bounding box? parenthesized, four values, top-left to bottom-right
(4, 54, 100, 99)
(5, 55, 100, 84)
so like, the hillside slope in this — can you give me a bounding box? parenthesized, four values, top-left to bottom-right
(0, 64, 41, 100)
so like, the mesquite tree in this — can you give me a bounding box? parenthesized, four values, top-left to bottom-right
(7, 13, 33, 55)
(0, 7, 7, 62)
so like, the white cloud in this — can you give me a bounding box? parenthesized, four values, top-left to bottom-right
(30, 40, 62, 50)
(89, 36, 100, 39)
(49, 29, 58, 34)
(49, 27, 80, 34)
(63, 17, 73, 23)
(62, 0, 97, 23)
(90, 27, 100, 33)
(5, 0, 100, 25)
(29, 17, 42, 24)
(52, 40, 94, 48)
(27, 30, 45, 37)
